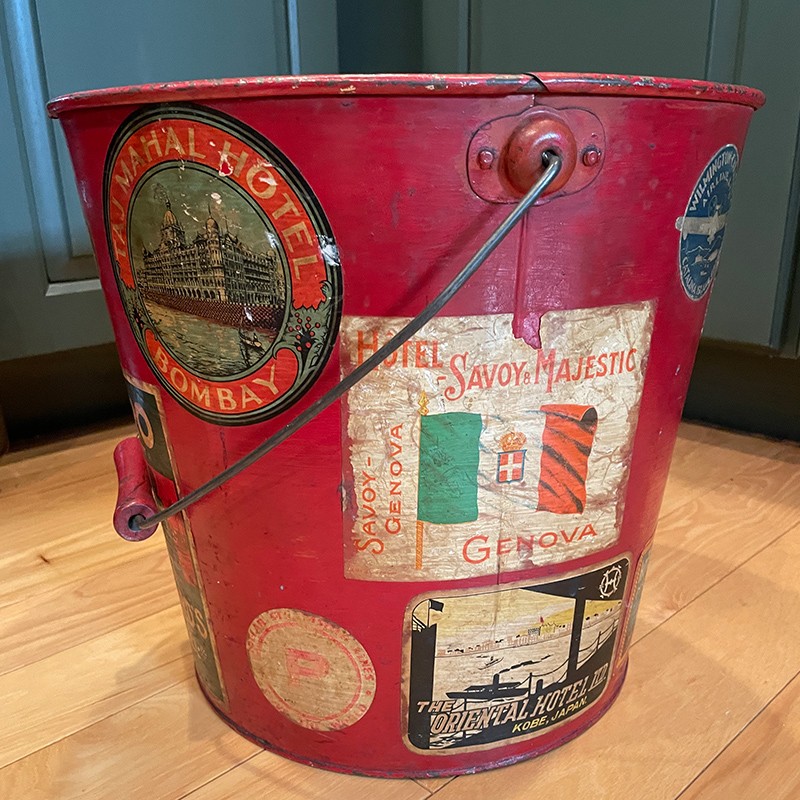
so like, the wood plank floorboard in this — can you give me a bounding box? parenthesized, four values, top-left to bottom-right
(1, 423, 797, 799)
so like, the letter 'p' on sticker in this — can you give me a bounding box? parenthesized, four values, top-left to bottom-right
(247, 609, 376, 731)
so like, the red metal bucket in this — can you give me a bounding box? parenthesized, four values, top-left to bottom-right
(49, 73, 763, 777)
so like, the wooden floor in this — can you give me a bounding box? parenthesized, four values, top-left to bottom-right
(1, 421, 799, 799)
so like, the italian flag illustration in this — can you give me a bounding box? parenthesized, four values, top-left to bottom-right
(416, 411, 483, 568)
(415, 405, 597, 569)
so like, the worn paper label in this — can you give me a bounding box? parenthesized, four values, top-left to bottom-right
(124, 373, 228, 707)
(676, 144, 739, 301)
(341, 302, 654, 581)
(108, 106, 342, 424)
(616, 540, 653, 667)
(404, 557, 629, 752)
(246, 609, 376, 731)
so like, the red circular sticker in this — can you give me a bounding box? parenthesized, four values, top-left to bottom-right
(104, 106, 341, 424)
(247, 608, 376, 731)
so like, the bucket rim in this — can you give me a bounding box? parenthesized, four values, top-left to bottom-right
(47, 72, 765, 117)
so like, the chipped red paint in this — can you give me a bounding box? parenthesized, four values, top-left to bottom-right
(531, 72, 765, 107)
(54, 73, 761, 777)
(48, 72, 764, 118)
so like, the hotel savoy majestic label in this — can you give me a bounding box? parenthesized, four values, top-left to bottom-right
(340, 302, 655, 581)
(104, 105, 341, 424)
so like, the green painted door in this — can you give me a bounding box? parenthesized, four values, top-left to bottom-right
(339, 0, 800, 352)
(0, 0, 338, 360)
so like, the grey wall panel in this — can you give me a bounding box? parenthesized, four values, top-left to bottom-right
(337, 0, 423, 73)
(0, 12, 113, 359)
(2, 0, 338, 359)
(295, 0, 340, 74)
(701, 0, 800, 347)
(422, 0, 469, 73)
(469, 0, 713, 78)
(33, 0, 288, 283)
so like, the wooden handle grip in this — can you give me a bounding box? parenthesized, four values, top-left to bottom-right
(112, 437, 159, 541)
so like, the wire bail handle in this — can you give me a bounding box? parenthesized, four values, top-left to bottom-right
(116, 150, 565, 540)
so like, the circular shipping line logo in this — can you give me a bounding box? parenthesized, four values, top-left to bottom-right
(246, 608, 376, 731)
(675, 144, 739, 301)
(104, 105, 342, 424)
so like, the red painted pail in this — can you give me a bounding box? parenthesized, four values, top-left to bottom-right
(50, 73, 763, 777)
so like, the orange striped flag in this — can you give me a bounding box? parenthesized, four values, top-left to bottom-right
(537, 405, 598, 514)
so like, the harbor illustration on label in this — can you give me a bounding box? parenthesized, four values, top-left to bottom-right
(341, 302, 654, 581)
(405, 558, 629, 752)
(105, 106, 341, 423)
(675, 144, 739, 301)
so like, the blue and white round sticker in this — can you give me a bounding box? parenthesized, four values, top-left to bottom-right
(675, 144, 739, 301)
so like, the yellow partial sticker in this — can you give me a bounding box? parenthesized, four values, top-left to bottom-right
(617, 540, 654, 667)
(124, 372, 227, 707)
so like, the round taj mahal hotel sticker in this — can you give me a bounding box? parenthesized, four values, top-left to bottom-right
(675, 144, 739, 301)
(104, 105, 342, 424)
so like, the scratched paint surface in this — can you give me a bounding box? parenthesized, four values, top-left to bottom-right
(341, 302, 655, 581)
